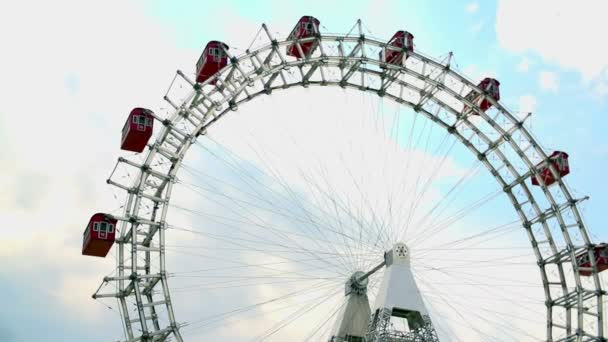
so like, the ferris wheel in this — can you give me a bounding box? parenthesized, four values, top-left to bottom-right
(82, 16, 608, 341)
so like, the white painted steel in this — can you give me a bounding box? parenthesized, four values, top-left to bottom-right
(372, 243, 429, 317)
(95, 20, 605, 341)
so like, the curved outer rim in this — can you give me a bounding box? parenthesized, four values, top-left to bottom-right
(95, 26, 605, 342)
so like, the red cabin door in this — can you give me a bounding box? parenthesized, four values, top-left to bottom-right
(490, 82, 498, 97)
(93, 221, 115, 240)
(406, 35, 413, 50)
(133, 115, 151, 132)
(599, 247, 608, 264)
(301, 21, 315, 36)
(553, 154, 568, 172)
(393, 35, 404, 48)
(208, 47, 224, 63)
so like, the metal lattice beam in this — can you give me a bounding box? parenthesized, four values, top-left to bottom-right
(95, 21, 604, 342)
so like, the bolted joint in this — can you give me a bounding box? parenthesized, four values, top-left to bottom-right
(193, 83, 201, 91)
(228, 100, 238, 111)
(230, 56, 238, 64)
(345, 271, 368, 296)
(377, 89, 386, 97)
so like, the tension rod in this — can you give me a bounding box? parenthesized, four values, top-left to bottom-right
(354, 259, 386, 284)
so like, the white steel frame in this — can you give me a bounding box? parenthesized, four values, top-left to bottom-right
(94, 20, 605, 342)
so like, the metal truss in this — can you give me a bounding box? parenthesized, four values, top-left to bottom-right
(93, 20, 605, 341)
(367, 311, 439, 342)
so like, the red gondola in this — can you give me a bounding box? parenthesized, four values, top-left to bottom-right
(380, 31, 414, 68)
(82, 213, 117, 257)
(463, 78, 500, 115)
(532, 151, 570, 187)
(121, 108, 154, 153)
(196, 41, 229, 84)
(286, 16, 320, 59)
(576, 244, 608, 276)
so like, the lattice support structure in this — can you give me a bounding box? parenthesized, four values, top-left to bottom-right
(92, 20, 605, 341)
(367, 311, 440, 342)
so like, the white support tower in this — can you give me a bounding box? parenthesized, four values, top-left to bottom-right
(330, 243, 439, 342)
(367, 243, 439, 342)
(330, 271, 373, 342)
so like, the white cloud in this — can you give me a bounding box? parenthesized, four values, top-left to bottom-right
(463, 64, 477, 78)
(165, 85, 547, 340)
(466, 2, 479, 13)
(0, 2, 554, 340)
(519, 95, 538, 114)
(496, 0, 608, 81)
(596, 82, 608, 97)
(539, 71, 559, 92)
(461, 64, 498, 83)
(0, 0, 195, 340)
(516, 57, 531, 72)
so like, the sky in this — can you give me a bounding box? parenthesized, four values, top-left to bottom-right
(1, 0, 608, 341)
